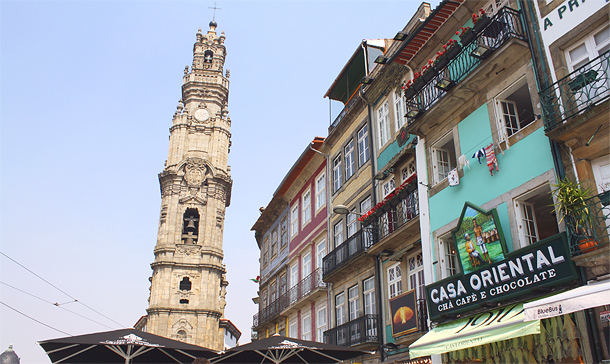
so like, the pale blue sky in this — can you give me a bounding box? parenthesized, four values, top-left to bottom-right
(1, 1, 432, 362)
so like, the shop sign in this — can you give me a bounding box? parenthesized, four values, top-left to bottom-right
(539, 0, 607, 46)
(395, 357, 432, 364)
(389, 289, 419, 337)
(425, 202, 577, 321)
(600, 310, 610, 323)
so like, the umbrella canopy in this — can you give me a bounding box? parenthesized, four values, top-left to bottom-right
(39, 328, 218, 364)
(212, 335, 371, 364)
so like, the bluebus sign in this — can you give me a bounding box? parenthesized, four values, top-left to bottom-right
(426, 232, 577, 321)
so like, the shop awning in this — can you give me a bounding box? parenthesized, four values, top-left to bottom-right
(523, 280, 610, 321)
(409, 303, 540, 359)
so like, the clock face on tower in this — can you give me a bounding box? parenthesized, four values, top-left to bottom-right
(194, 108, 209, 122)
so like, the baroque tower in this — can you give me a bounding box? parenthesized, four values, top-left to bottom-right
(146, 21, 232, 350)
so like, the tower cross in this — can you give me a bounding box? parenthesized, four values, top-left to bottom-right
(209, 1, 222, 22)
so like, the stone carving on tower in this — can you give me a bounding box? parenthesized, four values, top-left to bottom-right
(145, 21, 232, 351)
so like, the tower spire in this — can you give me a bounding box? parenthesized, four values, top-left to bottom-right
(209, 1, 221, 22)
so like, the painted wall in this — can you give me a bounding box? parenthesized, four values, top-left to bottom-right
(429, 105, 555, 232)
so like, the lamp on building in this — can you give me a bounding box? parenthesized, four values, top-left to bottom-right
(435, 76, 455, 92)
(380, 249, 394, 257)
(333, 205, 363, 215)
(361, 76, 375, 85)
(374, 55, 389, 64)
(381, 342, 400, 351)
(470, 43, 494, 60)
(394, 32, 409, 41)
(406, 101, 425, 120)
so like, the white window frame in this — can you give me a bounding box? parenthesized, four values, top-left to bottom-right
(382, 178, 396, 198)
(357, 124, 370, 167)
(377, 101, 391, 147)
(407, 252, 425, 300)
(439, 235, 459, 279)
(363, 276, 375, 315)
(302, 251, 312, 279)
(387, 262, 403, 299)
(348, 284, 359, 321)
(493, 77, 535, 141)
(301, 311, 311, 340)
(302, 189, 312, 226)
(431, 132, 455, 185)
(333, 221, 344, 248)
(316, 239, 326, 270)
(316, 306, 327, 341)
(315, 172, 326, 211)
(347, 211, 357, 237)
(335, 292, 346, 326)
(333, 155, 342, 193)
(345, 139, 355, 181)
(290, 203, 299, 237)
(565, 23, 610, 72)
(394, 87, 407, 129)
(402, 161, 416, 182)
(289, 318, 298, 338)
(360, 196, 372, 215)
(516, 200, 539, 246)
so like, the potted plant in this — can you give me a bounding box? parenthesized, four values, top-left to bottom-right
(411, 72, 426, 91)
(472, 9, 490, 33)
(444, 39, 462, 60)
(457, 26, 476, 46)
(421, 61, 438, 82)
(402, 80, 417, 99)
(552, 178, 598, 253)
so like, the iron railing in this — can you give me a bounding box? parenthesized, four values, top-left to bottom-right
(565, 191, 610, 256)
(330, 88, 361, 130)
(416, 299, 429, 332)
(323, 314, 379, 347)
(540, 51, 610, 132)
(367, 189, 420, 243)
(253, 269, 326, 329)
(322, 229, 369, 279)
(405, 7, 527, 126)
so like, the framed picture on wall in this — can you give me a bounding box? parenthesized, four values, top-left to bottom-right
(389, 289, 419, 337)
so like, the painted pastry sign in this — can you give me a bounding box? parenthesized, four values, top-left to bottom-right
(426, 202, 577, 321)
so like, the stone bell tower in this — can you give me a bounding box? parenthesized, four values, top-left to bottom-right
(146, 21, 232, 350)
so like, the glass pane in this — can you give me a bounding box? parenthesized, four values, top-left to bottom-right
(569, 43, 588, 63)
(594, 26, 610, 47)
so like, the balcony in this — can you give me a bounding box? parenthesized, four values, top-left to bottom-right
(322, 229, 371, 281)
(540, 51, 609, 133)
(253, 269, 326, 330)
(323, 314, 379, 347)
(403, 7, 528, 135)
(566, 191, 610, 280)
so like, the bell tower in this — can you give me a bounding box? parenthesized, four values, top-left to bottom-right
(146, 21, 232, 350)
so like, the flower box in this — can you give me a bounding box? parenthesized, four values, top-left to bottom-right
(404, 86, 417, 99)
(460, 30, 477, 46)
(412, 77, 426, 91)
(445, 43, 462, 60)
(473, 14, 491, 33)
(434, 55, 449, 70)
(421, 67, 439, 82)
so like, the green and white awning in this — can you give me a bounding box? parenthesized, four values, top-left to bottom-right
(409, 303, 540, 358)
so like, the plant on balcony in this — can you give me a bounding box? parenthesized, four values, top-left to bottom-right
(421, 60, 438, 82)
(472, 9, 490, 32)
(358, 173, 418, 224)
(443, 39, 462, 61)
(551, 178, 598, 252)
(457, 26, 476, 46)
(402, 72, 423, 99)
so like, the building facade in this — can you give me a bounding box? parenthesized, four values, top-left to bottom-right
(141, 22, 236, 350)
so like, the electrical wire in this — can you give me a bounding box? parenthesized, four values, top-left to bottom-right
(0, 251, 126, 327)
(1, 281, 115, 329)
(1, 301, 72, 336)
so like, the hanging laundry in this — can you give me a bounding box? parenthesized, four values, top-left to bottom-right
(458, 155, 470, 171)
(472, 148, 486, 164)
(448, 168, 460, 186)
(485, 143, 499, 176)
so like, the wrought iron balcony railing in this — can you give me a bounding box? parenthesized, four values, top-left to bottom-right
(322, 229, 369, 280)
(365, 189, 419, 244)
(330, 87, 361, 130)
(540, 51, 610, 132)
(253, 269, 326, 329)
(323, 314, 380, 347)
(404, 7, 527, 127)
(564, 191, 610, 256)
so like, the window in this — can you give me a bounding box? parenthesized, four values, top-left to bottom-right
(333, 221, 344, 248)
(279, 273, 287, 296)
(347, 211, 357, 237)
(302, 251, 312, 279)
(289, 263, 299, 304)
(566, 24, 609, 71)
(387, 262, 403, 299)
(291, 204, 299, 237)
(280, 218, 288, 249)
(515, 185, 559, 247)
(316, 306, 327, 341)
(302, 190, 312, 226)
(270, 280, 277, 302)
(402, 161, 416, 182)
(179, 277, 192, 291)
(179, 299, 189, 304)
(431, 132, 456, 184)
(262, 237, 269, 266)
(377, 101, 391, 147)
(482, 0, 509, 15)
(271, 229, 278, 257)
(316, 240, 326, 270)
(382, 179, 396, 198)
(315, 173, 326, 211)
(494, 78, 536, 139)
(289, 319, 298, 338)
(440, 236, 459, 278)
(301, 312, 311, 340)
(335, 292, 346, 326)
(408, 253, 425, 300)
(348, 285, 360, 321)
(394, 87, 407, 129)
(357, 125, 370, 167)
(333, 155, 342, 192)
(345, 140, 355, 180)
(360, 196, 372, 215)
(363, 277, 375, 315)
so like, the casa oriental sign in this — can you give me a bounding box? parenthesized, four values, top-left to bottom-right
(426, 203, 578, 321)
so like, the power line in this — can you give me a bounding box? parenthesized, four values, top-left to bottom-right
(0, 251, 126, 327)
(1, 301, 72, 336)
(1, 281, 115, 329)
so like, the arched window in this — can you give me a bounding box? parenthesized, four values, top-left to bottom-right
(182, 208, 200, 244)
(180, 277, 192, 291)
(177, 330, 187, 341)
